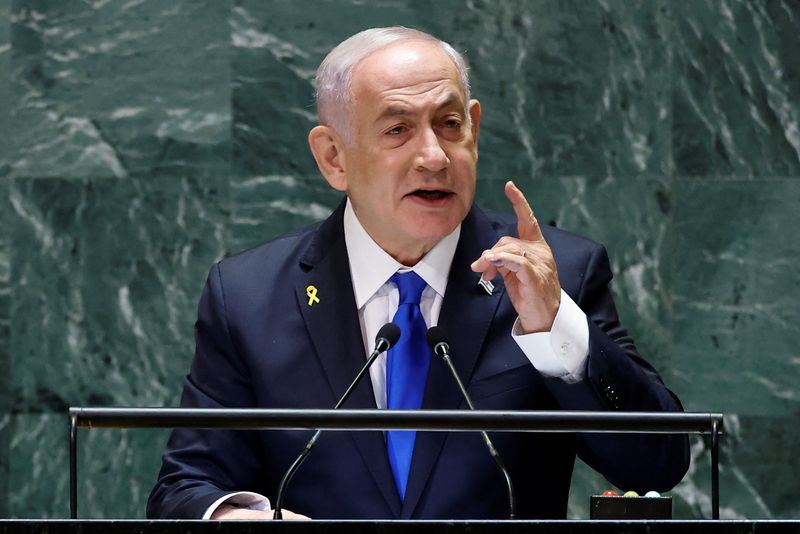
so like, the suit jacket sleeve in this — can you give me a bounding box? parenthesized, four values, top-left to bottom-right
(147, 263, 268, 519)
(544, 240, 690, 492)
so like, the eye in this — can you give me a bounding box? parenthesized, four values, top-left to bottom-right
(444, 118, 461, 129)
(386, 125, 407, 135)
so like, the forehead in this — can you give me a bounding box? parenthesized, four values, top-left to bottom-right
(351, 41, 466, 113)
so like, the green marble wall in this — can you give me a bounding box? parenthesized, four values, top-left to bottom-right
(1, 0, 798, 520)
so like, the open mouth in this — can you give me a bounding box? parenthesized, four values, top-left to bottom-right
(408, 189, 453, 201)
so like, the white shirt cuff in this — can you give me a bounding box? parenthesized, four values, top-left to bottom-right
(511, 289, 589, 384)
(202, 491, 271, 519)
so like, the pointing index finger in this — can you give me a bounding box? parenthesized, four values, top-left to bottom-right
(505, 180, 543, 242)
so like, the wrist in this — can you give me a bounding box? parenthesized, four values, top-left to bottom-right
(210, 504, 239, 519)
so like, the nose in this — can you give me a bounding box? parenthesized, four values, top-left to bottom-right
(414, 127, 449, 173)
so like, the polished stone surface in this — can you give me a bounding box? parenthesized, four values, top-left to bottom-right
(671, 180, 800, 417)
(8, 0, 231, 180)
(671, 1, 800, 177)
(7, 415, 169, 519)
(8, 177, 227, 412)
(1, 0, 798, 521)
(1, 0, 11, 518)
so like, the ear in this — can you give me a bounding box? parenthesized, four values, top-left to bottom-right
(468, 99, 482, 152)
(308, 125, 348, 191)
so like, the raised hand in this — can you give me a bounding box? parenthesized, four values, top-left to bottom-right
(470, 181, 561, 333)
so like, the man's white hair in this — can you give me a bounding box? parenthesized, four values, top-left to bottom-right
(314, 26, 471, 140)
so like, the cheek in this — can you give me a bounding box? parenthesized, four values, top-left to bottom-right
(363, 147, 409, 174)
(451, 155, 477, 193)
(382, 150, 415, 176)
(446, 142, 477, 166)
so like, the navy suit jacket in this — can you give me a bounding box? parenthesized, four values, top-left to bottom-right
(147, 201, 689, 520)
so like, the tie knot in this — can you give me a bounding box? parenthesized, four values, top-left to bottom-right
(391, 271, 427, 305)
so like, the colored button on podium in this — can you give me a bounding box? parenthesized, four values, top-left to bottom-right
(590, 490, 672, 519)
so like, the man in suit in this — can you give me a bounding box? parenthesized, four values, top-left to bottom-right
(147, 26, 689, 520)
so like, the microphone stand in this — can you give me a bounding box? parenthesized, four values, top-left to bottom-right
(273, 326, 399, 519)
(429, 328, 516, 520)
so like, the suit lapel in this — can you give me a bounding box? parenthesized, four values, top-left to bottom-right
(296, 202, 401, 517)
(401, 206, 505, 518)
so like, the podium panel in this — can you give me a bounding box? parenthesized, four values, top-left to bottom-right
(2, 521, 800, 534)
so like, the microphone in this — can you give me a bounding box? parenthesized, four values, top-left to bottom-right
(426, 326, 516, 520)
(273, 322, 400, 519)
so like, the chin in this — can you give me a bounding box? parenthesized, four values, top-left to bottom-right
(405, 217, 460, 243)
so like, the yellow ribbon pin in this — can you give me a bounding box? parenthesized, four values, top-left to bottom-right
(306, 285, 320, 306)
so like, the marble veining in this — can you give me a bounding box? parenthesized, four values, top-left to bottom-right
(1, 0, 798, 520)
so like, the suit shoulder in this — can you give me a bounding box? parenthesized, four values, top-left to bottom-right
(478, 206, 602, 255)
(541, 225, 602, 255)
(213, 220, 324, 284)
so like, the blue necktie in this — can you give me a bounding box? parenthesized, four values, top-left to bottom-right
(386, 271, 430, 500)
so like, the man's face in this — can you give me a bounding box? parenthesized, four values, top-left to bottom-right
(336, 41, 481, 264)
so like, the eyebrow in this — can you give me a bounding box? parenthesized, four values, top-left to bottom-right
(380, 106, 412, 118)
(376, 93, 465, 121)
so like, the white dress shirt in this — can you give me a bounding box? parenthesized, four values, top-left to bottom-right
(344, 200, 590, 398)
(203, 199, 590, 517)
(344, 200, 459, 408)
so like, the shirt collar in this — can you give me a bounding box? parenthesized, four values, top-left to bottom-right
(343, 199, 460, 308)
